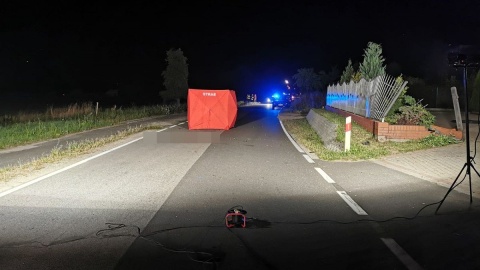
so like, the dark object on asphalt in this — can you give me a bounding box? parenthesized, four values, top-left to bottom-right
(225, 208, 247, 228)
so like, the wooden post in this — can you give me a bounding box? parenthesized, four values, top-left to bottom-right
(95, 102, 99, 123)
(345, 116, 351, 152)
(451, 87, 463, 131)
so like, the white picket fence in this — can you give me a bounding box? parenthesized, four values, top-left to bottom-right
(326, 75, 408, 122)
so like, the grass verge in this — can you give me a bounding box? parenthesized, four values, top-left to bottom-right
(282, 108, 460, 161)
(0, 103, 186, 149)
(0, 124, 163, 182)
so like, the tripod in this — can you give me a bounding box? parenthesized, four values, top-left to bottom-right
(435, 62, 480, 214)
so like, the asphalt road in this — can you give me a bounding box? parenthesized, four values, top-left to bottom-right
(0, 113, 187, 169)
(0, 105, 479, 269)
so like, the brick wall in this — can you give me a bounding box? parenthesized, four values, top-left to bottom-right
(325, 106, 375, 133)
(374, 122, 431, 142)
(324, 106, 434, 141)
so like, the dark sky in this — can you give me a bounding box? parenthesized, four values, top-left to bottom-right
(1, 0, 479, 106)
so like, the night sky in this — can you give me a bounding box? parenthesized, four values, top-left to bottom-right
(1, 0, 479, 111)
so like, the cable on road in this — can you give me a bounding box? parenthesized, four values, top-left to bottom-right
(98, 223, 226, 269)
(267, 200, 444, 225)
(1, 200, 474, 269)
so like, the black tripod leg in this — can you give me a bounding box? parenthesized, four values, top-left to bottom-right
(469, 162, 480, 177)
(467, 162, 480, 203)
(435, 163, 468, 214)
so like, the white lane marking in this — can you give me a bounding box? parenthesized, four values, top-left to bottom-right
(0, 126, 172, 198)
(315, 167, 335, 183)
(336, 191, 368, 215)
(381, 238, 423, 270)
(279, 120, 304, 153)
(168, 120, 188, 128)
(303, 154, 315, 163)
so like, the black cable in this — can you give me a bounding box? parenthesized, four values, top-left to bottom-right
(469, 67, 480, 162)
(471, 109, 480, 161)
(139, 224, 225, 269)
(97, 223, 226, 269)
(95, 222, 140, 238)
(140, 236, 219, 266)
(2, 200, 476, 270)
(451, 168, 469, 191)
(265, 200, 443, 226)
(111, 203, 448, 270)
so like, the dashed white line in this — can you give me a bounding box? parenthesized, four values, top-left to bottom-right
(337, 191, 368, 215)
(381, 238, 423, 270)
(315, 167, 335, 183)
(303, 154, 315, 163)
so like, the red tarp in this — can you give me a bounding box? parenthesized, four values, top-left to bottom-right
(187, 89, 238, 130)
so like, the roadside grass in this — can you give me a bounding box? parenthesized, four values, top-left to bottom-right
(282, 108, 460, 161)
(0, 124, 164, 182)
(0, 103, 186, 149)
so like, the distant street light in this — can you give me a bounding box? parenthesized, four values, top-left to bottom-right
(285, 80, 291, 90)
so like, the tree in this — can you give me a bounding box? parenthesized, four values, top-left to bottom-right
(292, 68, 323, 109)
(359, 42, 386, 80)
(160, 48, 189, 104)
(340, 59, 355, 84)
(292, 68, 321, 93)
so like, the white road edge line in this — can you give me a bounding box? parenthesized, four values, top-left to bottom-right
(336, 191, 368, 215)
(0, 127, 170, 198)
(381, 238, 423, 270)
(303, 154, 315, 163)
(279, 120, 304, 153)
(315, 167, 335, 183)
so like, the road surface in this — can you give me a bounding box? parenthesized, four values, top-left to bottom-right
(0, 104, 479, 269)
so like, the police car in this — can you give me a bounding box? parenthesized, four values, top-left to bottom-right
(270, 93, 291, 110)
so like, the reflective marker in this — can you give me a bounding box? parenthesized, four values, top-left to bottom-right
(345, 116, 351, 152)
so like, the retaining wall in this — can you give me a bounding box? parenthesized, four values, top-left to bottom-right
(306, 110, 343, 151)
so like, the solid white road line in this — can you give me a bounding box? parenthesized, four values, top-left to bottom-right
(0, 137, 142, 198)
(0, 126, 172, 198)
(315, 167, 335, 183)
(303, 154, 315, 163)
(336, 191, 368, 215)
(279, 120, 305, 153)
(381, 238, 423, 270)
